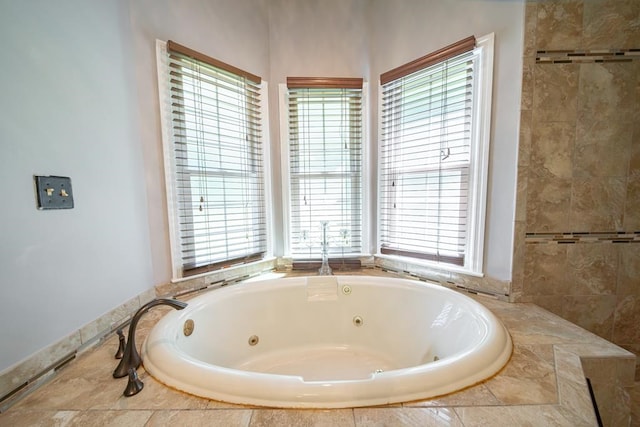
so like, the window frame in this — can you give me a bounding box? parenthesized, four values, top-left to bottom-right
(376, 33, 494, 276)
(156, 40, 271, 280)
(280, 79, 370, 260)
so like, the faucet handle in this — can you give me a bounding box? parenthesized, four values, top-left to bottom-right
(114, 329, 125, 359)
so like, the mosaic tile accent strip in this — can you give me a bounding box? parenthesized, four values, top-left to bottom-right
(525, 231, 640, 244)
(537, 49, 640, 64)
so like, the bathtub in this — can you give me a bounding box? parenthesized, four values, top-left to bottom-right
(142, 275, 512, 408)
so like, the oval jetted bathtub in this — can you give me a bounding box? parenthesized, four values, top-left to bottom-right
(142, 275, 512, 408)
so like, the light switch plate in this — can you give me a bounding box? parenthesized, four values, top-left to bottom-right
(35, 175, 74, 210)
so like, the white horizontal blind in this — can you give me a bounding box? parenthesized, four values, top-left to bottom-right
(379, 46, 475, 266)
(287, 80, 363, 258)
(165, 42, 266, 276)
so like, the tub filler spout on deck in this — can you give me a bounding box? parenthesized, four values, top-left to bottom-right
(113, 298, 187, 382)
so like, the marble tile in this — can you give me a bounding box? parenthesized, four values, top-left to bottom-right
(530, 121, 575, 179)
(0, 410, 154, 427)
(79, 295, 140, 345)
(525, 177, 571, 231)
(354, 407, 463, 426)
(510, 221, 526, 301)
(514, 166, 528, 224)
(517, 110, 532, 170)
(523, 243, 567, 296)
(569, 177, 626, 231)
(65, 410, 154, 426)
(249, 409, 355, 427)
(633, 122, 640, 173)
(0, 410, 79, 427)
(578, 63, 637, 124)
(553, 347, 599, 426)
(631, 382, 640, 425)
(405, 383, 500, 408)
(532, 63, 579, 123)
(520, 58, 535, 111)
(617, 242, 640, 297)
(566, 244, 618, 295)
(561, 295, 616, 341)
(624, 168, 640, 230)
(483, 344, 557, 405)
(613, 294, 640, 346)
(582, 0, 640, 50)
(147, 409, 252, 427)
(573, 124, 632, 179)
(535, 1, 583, 50)
(454, 405, 585, 427)
(530, 295, 563, 317)
(0, 331, 82, 401)
(522, 2, 537, 58)
(581, 358, 617, 387)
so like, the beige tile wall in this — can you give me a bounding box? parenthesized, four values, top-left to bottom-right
(513, 0, 640, 378)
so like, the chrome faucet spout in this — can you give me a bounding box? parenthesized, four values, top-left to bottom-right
(318, 221, 332, 275)
(113, 298, 187, 379)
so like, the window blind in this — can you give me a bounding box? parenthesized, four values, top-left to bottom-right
(286, 77, 363, 258)
(379, 37, 476, 267)
(165, 41, 266, 277)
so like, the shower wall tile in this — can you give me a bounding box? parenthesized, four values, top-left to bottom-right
(574, 118, 633, 178)
(530, 121, 575, 179)
(617, 244, 640, 296)
(582, 0, 640, 50)
(515, 165, 528, 223)
(566, 244, 618, 296)
(518, 111, 532, 169)
(520, 58, 535, 111)
(517, 0, 640, 379)
(561, 295, 616, 340)
(535, 1, 583, 50)
(531, 295, 563, 317)
(624, 170, 640, 230)
(523, 244, 567, 296)
(613, 294, 640, 345)
(578, 63, 637, 123)
(569, 177, 626, 230)
(532, 64, 579, 123)
(510, 221, 526, 301)
(523, 3, 537, 58)
(525, 177, 571, 231)
(631, 124, 640, 171)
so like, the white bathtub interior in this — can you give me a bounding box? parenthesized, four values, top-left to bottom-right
(142, 275, 512, 408)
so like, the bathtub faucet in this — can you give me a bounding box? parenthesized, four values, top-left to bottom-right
(113, 298, 187, 392)
(318, 221, 332, 275)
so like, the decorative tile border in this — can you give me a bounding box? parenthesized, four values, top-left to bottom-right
(536, 49, 640, 64)
(525, 231, 640, 244)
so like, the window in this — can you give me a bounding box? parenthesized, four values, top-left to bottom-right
(283, 78, 364, 259)
(157, 40, 267, 278)
(378, 35, 493, 274)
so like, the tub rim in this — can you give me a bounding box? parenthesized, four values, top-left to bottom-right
(142, 275, 513, 408)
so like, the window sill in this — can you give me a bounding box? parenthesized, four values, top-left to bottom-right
(374, 253, 484, 279)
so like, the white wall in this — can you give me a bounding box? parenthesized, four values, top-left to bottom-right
(127, 0, 271, 285)
(267, 0, 371, 255)
(369, 0, 524, 281)
(0, 0, 153, 372)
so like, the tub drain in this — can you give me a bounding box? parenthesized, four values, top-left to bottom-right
(248, 335, 259, 346)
